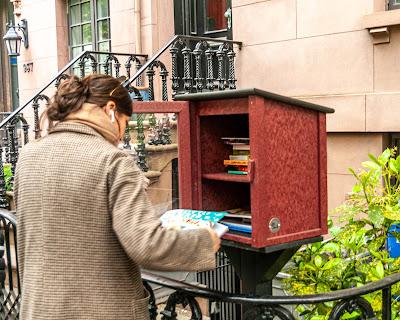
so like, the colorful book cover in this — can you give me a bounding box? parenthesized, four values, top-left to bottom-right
(160, 209, 228, 237)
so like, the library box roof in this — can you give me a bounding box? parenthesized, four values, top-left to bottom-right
(174, 88, 335, 114)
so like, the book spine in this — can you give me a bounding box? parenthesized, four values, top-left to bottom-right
(224, 160, 249, 166)
(227, 170, 248, 175)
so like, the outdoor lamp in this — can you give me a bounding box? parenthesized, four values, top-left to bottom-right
(3, 19, 28, 56)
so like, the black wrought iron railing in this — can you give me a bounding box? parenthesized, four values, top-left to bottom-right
(0, 208, 398, 320)
(0, 35, 242, 207)
(142, 269, 400, 320)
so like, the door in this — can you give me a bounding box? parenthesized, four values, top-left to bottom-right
(174, 0, 233, 39)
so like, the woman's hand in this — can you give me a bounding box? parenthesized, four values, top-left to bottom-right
(206, 228, 221, 252)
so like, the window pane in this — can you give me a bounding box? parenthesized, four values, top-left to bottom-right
(97, 19, 109, 41)
(70, 0, 80, 5)
(81, 2, 91, 22)
(190, 0, 197, 34)
(205, 0, 227, 32)
(83, 44, 93, 51)
(71, 26, 82, 45)
(97, 0, 109, 18)
(70, 5, 80, 25)
(82, 23, 92, 43)
(98, 41, 110, 53)
(72, 46, 82, 58)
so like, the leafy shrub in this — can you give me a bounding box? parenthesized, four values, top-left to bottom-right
(284, 148, 400, 319)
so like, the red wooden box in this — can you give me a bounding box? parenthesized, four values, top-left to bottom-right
(174, 88, 334, 248)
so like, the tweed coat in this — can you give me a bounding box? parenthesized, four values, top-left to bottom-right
(15, 122, 215, 320)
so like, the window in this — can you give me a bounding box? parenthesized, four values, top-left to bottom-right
(174, 0, 232, 39)
(68, 0, 110, 58)
(388, 0, 400, 10)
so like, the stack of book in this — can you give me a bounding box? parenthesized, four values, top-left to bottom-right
(220, 208, 252, 234)
(221, 137, 250, 175)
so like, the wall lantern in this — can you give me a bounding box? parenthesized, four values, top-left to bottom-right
(3, 19, 28, 56)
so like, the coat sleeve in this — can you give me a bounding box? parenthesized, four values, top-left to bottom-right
(108, 154, 216, 271)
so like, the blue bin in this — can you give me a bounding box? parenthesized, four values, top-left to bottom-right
(387, 224, 400, 258)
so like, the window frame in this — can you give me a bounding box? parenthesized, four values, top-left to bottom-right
(388, 0, 400, 10)
(67, 0, 111, 59)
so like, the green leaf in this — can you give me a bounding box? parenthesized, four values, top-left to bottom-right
(383, 205, 400, 221)
(368, 205, 384, 228)
(322, 243, 341, 256)
(390, 158, 399, 174)
(352, 184, 362, 193)
(378, 148, 391, 165)
(321, 258, 341, 270)
(314, 255, 323, 268)
(348, 168, 358, 178)
(329, 226, 342, 238)
(316, 282, 330, 293)
(368, 153, 380, 165)
(362, 160, 380, 170)
(375, 261, 384, 279)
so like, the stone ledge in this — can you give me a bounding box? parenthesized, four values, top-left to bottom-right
(145, 144, 178, 152)
(363, 9, 400, 44)
(363, 9, 400, 29)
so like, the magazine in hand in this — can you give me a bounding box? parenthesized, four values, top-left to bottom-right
(160, 209, 229, 237)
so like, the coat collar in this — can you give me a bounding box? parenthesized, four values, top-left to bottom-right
(48, 122, 105, 140)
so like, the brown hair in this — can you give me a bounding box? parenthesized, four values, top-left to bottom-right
(46, 74, 132, 122)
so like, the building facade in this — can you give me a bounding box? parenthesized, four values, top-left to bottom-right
(4, 0, 400, 211)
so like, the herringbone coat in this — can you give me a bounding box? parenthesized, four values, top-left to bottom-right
(15, 122, 215, 320)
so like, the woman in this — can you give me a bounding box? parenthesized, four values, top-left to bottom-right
(15, 74, 219, 320)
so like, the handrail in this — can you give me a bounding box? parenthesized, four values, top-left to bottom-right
(124, 35, 242, 88)
(0, 51, 148, 130)
(0, 209, 16, 225)
(142, 270, 400, 305)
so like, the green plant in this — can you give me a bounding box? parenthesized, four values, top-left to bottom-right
(283, 148, 400, 320)
(3, 164, 13, 192)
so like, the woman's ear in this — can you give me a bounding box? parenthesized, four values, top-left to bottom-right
(104, 100, 116, 114)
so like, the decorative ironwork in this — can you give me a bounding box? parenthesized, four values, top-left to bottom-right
(227, 46, 237, 90)
(0, 210, 20, 319)
(146, 60, 169, 102)
(78, 52, 98, 77)
(103, 54, 121, 77)
(32, 94, 50, 140)
(193, 41, 206, 93)
(54, 73, 70, 88)
(6, 120, 18, 190)
(143, 281, 158, 320)
(216, 43, 228, 91)
(160, 291, 202, 320)
(169, 44, 180, 97)
(205, 47, 215, 91)
(125, 55, 144, 87)
(135, 112, 148, 172)
(182, 43, 193, 93)
(0, 148, 9, 209)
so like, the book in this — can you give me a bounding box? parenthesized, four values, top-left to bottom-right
(220, 220, 252, 234)
(227, 170, 248, 175)
(225, 208, 252, 220)
(223, 160, 249, 166)
(229, 155, 249, 160)
(226, 165, 248, 172)
(232, 149, 250, 156)
(221, 137, 250, 145)
(232, 144, 250, 151)
(160, 209, 229, 237)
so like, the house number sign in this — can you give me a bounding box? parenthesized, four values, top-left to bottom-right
(23, 62, 33, 73)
